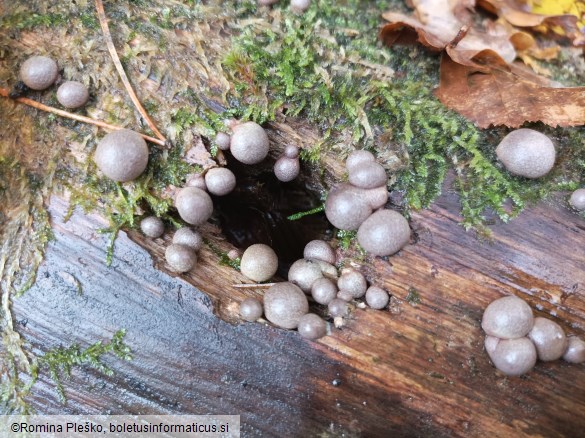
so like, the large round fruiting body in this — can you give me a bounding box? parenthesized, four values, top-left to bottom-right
(140, 216, 164, 238)
(239, 298, 263, 322)
(288, 259, 323, 292)
(527, 317, 567, 361)
(263, 282, 309, 329)
(19, 55, 58, 90)
(297, 313, 327, 340)
(325, 185, 372, 231)
(311, 278, 338, 305)
(205, 167, 236, 196)
(328, 298, 349, 317)
(348, 162, 387, 189)
(240, 244, 278, 282)
(346, 150, 375, 172)
(230, 121, 270, 165)
(337, 269, 367, 299)
(362, 185, 389, 210)
(57, 81, 89, 109)
(563, 337, 585, 364)
(175, 187, 214, 226)
(215, 132, 231, 151)
(569, 189, 585, 211)
(274, 157, 300, 182)
(357, 209, 410, 256)
(172, 227, 203, 251)
(165, 244, 197, 273)
(365, 286, 389, 309)
(495, 129, 556, 179)
(481, 295, 534, 339)
(303, 240, 336, 265)
(94, 129, 149, 182)
(486, 337, 537, 376)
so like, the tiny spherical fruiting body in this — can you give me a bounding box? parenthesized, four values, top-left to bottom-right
(495, 129, 556, 179)
(527, 317, 567, 361)
(315, 260, 338, 279)
(365, 286, 389, 309)
(264, 282, 309, 329)
(175, 187, 214, 226)
(239, 298, 263, 322)
(140, 216, 164, 238)
(311, 278, 338, 305)
(56, 81, 89, 109)
(325, 185, 372, 231)
(337, 290, 354, 301)
(563, 337, 585, 364)
(357, 209, 410, 256)
(230, 121, 269, 165)
(19, 55, 58, 90)
(186, 174, 207, 191)
(569, 189, 585, 211)
(172, 227, 203, 251)
(274, 156, 300, 182)
(215, 132, 231, 151)
(288, 259, 323, 292)
(481, 295, 534, 339)
(94, 129, 149, 182)
(165, 244, 197, 273)
(291, 0, 311, 12)
(348, 162, 387, 189)
(303, 240, 336, 265)
(484, 336, 500, 356)
(240, 244, 278, 282)
(346, 150, 375, 173)
(337, 269, 367, 299)
(204, 167, 236, 196)
(284, 145, 299, 159)
(328, 298, 349, 317)
(487, 337, 537, 376)
(298, 313, 327, 340)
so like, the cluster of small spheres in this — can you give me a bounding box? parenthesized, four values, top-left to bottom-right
(482, 295, 585, 376)
(19, 55, 90, 108)
(325, 150, 411, 256)
(238, 239, 391, 340)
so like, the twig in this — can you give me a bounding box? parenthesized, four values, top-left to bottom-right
(94, 0, 166, 143)
(0, 87, 166, 147)
(449, 25, 470, 48)
(232, 283, 276, 289)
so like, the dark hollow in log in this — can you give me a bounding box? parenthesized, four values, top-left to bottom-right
(13, 180, 585, 436)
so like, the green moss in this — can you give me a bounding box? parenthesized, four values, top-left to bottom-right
(287, 204, 325, 221)
(406, 287, 421, 306)
(204, 239, 241, 271)
(0, 13, 67, 30)
(38, 329, 132, 404)
(224, 0, 585, 232)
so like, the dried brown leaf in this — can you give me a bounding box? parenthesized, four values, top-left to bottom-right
(381, 0, 518, 64)
(434, 54, 585, 128)
(477, 0, 584, 45)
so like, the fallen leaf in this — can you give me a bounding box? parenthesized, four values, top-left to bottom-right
(477, 0, 584, 45)
(434, 53, 585, 128)
(381, 0, 518, 65)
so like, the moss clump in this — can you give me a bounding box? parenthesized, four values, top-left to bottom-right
(38, 329, 132, 403)
(224, 0, 585, 232)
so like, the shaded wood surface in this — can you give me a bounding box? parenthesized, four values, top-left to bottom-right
(13, 179, 585, 437)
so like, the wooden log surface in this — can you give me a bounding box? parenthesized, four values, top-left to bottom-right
(13, 178, 585, 437)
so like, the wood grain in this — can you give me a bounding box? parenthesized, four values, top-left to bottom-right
(13, 177, 585, 437)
